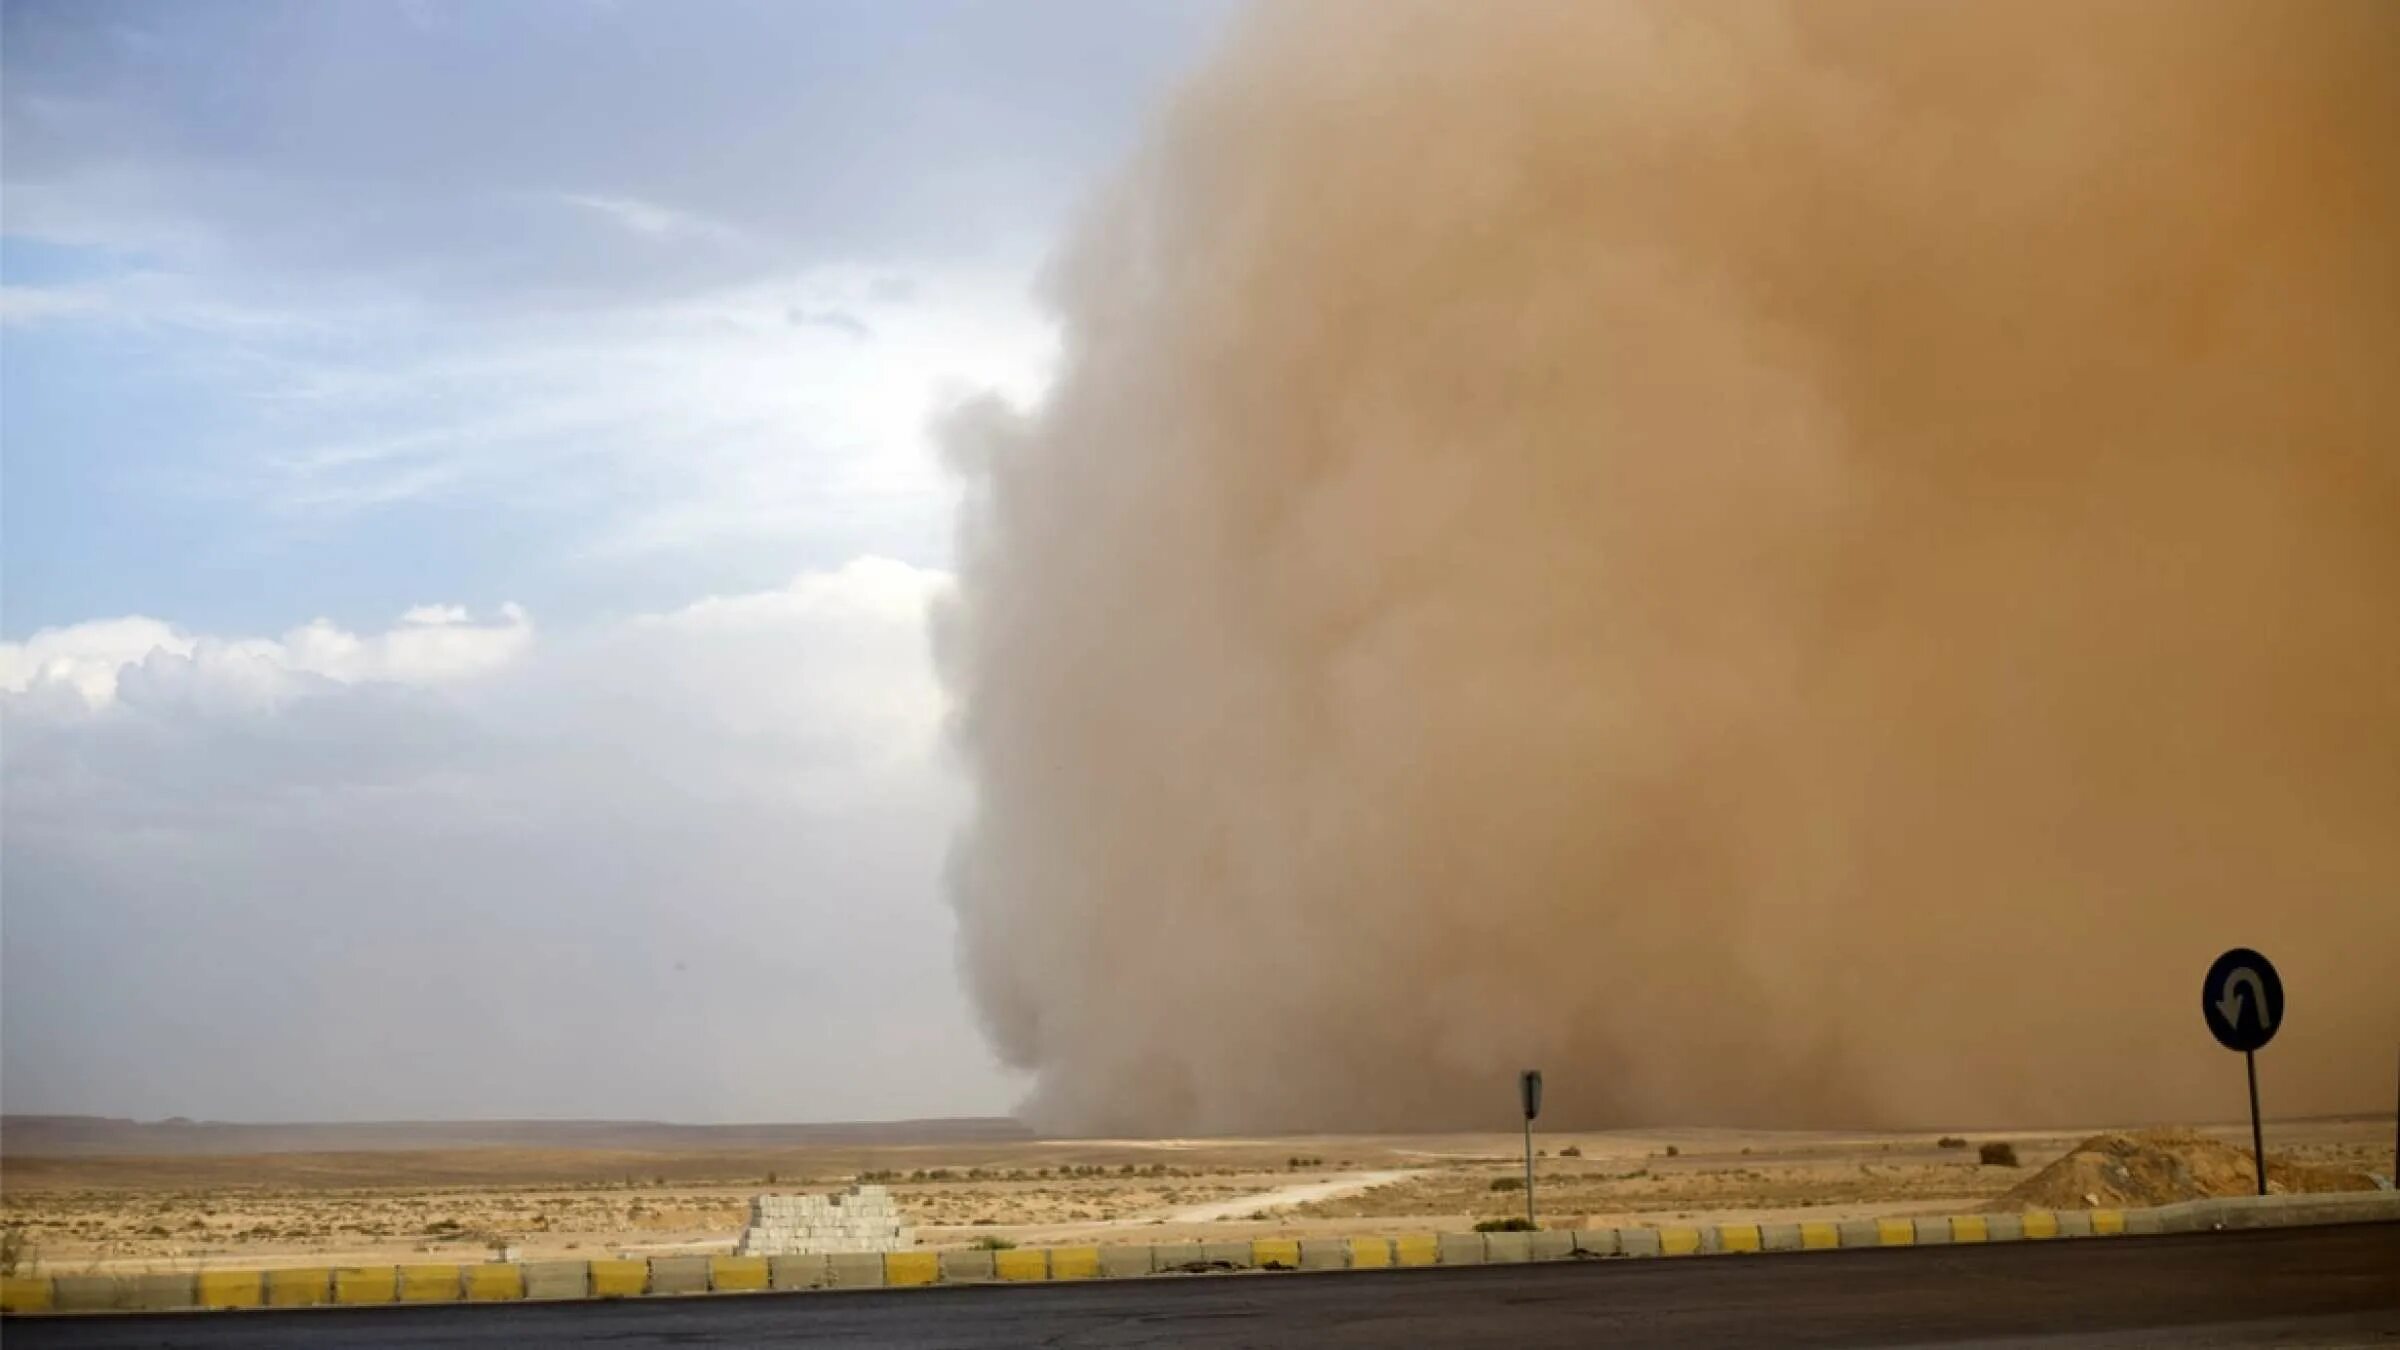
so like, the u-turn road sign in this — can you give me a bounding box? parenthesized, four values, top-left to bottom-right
(2202, 947, 2283, 1054)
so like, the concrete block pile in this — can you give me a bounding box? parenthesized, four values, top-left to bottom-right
(735, 1185, 913, 1256)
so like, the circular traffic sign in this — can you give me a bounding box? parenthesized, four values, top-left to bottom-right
(2201, 947, 2283, 1053)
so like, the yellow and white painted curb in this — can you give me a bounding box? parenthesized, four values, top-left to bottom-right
(4, 1191, 2392, 1316)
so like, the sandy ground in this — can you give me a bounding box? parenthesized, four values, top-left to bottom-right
(3, 1117, 2388, 1275)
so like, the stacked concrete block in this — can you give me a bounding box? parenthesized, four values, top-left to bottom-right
(734, 1185, 914, 1256)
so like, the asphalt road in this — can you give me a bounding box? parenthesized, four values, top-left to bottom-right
(13, 1223, 2399, 1349)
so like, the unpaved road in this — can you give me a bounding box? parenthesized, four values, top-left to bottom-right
(1168, 1170, 1421, 1222)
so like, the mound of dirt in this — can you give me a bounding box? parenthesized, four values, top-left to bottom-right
(1990, 1129, 2377, 1211)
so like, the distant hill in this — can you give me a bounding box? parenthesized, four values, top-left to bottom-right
(0, 1114, 1031, 1158)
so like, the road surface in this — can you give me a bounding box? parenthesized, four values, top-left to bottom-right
(12, 1223, 2397, 1348)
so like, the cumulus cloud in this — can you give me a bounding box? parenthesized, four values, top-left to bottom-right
(0, 604, 532, 715)
(399, 604, 472, 625)
(1, 558, 1011, 1122)
(0, 616, 191, 710)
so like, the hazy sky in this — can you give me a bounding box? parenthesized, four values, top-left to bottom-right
(1, 0, 1233, 1123)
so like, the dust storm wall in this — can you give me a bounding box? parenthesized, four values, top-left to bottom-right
(937, 1, 2400, 1133)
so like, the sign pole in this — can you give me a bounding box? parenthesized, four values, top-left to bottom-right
(1523, 1115, 1536, 1227)
(2202, 947, 2282, 1199)
(1518, 1069, 1542, 1229)
(2245, 1049, 2266, 1197)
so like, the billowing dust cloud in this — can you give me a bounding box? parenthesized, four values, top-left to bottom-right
(936, 1, 2400, 1133)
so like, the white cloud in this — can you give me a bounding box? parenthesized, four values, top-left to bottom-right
(0, 284, 107, 325)
(0, 604, 532, 715)
(556, 193, 745, 243)
(399, 603, 472, 625)
(1, 557, 1012, 1122)
(0, 616, 190, 709)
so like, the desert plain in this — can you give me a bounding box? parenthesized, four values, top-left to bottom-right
(2, 1115, 2390, 1276)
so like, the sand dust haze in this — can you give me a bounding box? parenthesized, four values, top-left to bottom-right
(937, 1, 2400, 1133)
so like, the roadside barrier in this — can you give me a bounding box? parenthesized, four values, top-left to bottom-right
(5, 1191, 2393, 1317)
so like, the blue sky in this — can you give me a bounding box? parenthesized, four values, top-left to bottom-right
(4, 0, 1230, 635)
(1, 0, 1233, 1122)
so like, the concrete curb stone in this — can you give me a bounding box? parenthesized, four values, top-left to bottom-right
(1484, 1231, 1532, 1263)
(824, 1252, 885, 1288)
(1573, 1228, 1621, 1257)
(1437, 1234, 1487, 1265)
(1199, 1241, 1253, 1269)
(522, 1261, 588, 1300)
(20, 1192, 2400, 1319)
(938, 1251, 996, 1283)
(648, 1256, 709, 1296)
(1297, 1240, 1349, 1271)
(769, 1255, 828, 1290)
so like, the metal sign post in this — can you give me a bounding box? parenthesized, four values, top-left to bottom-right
(2244, 1049, 2265, 1198)
(1520, 1069, 1543, 1228)
(2201, 948, 2284, 1197)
